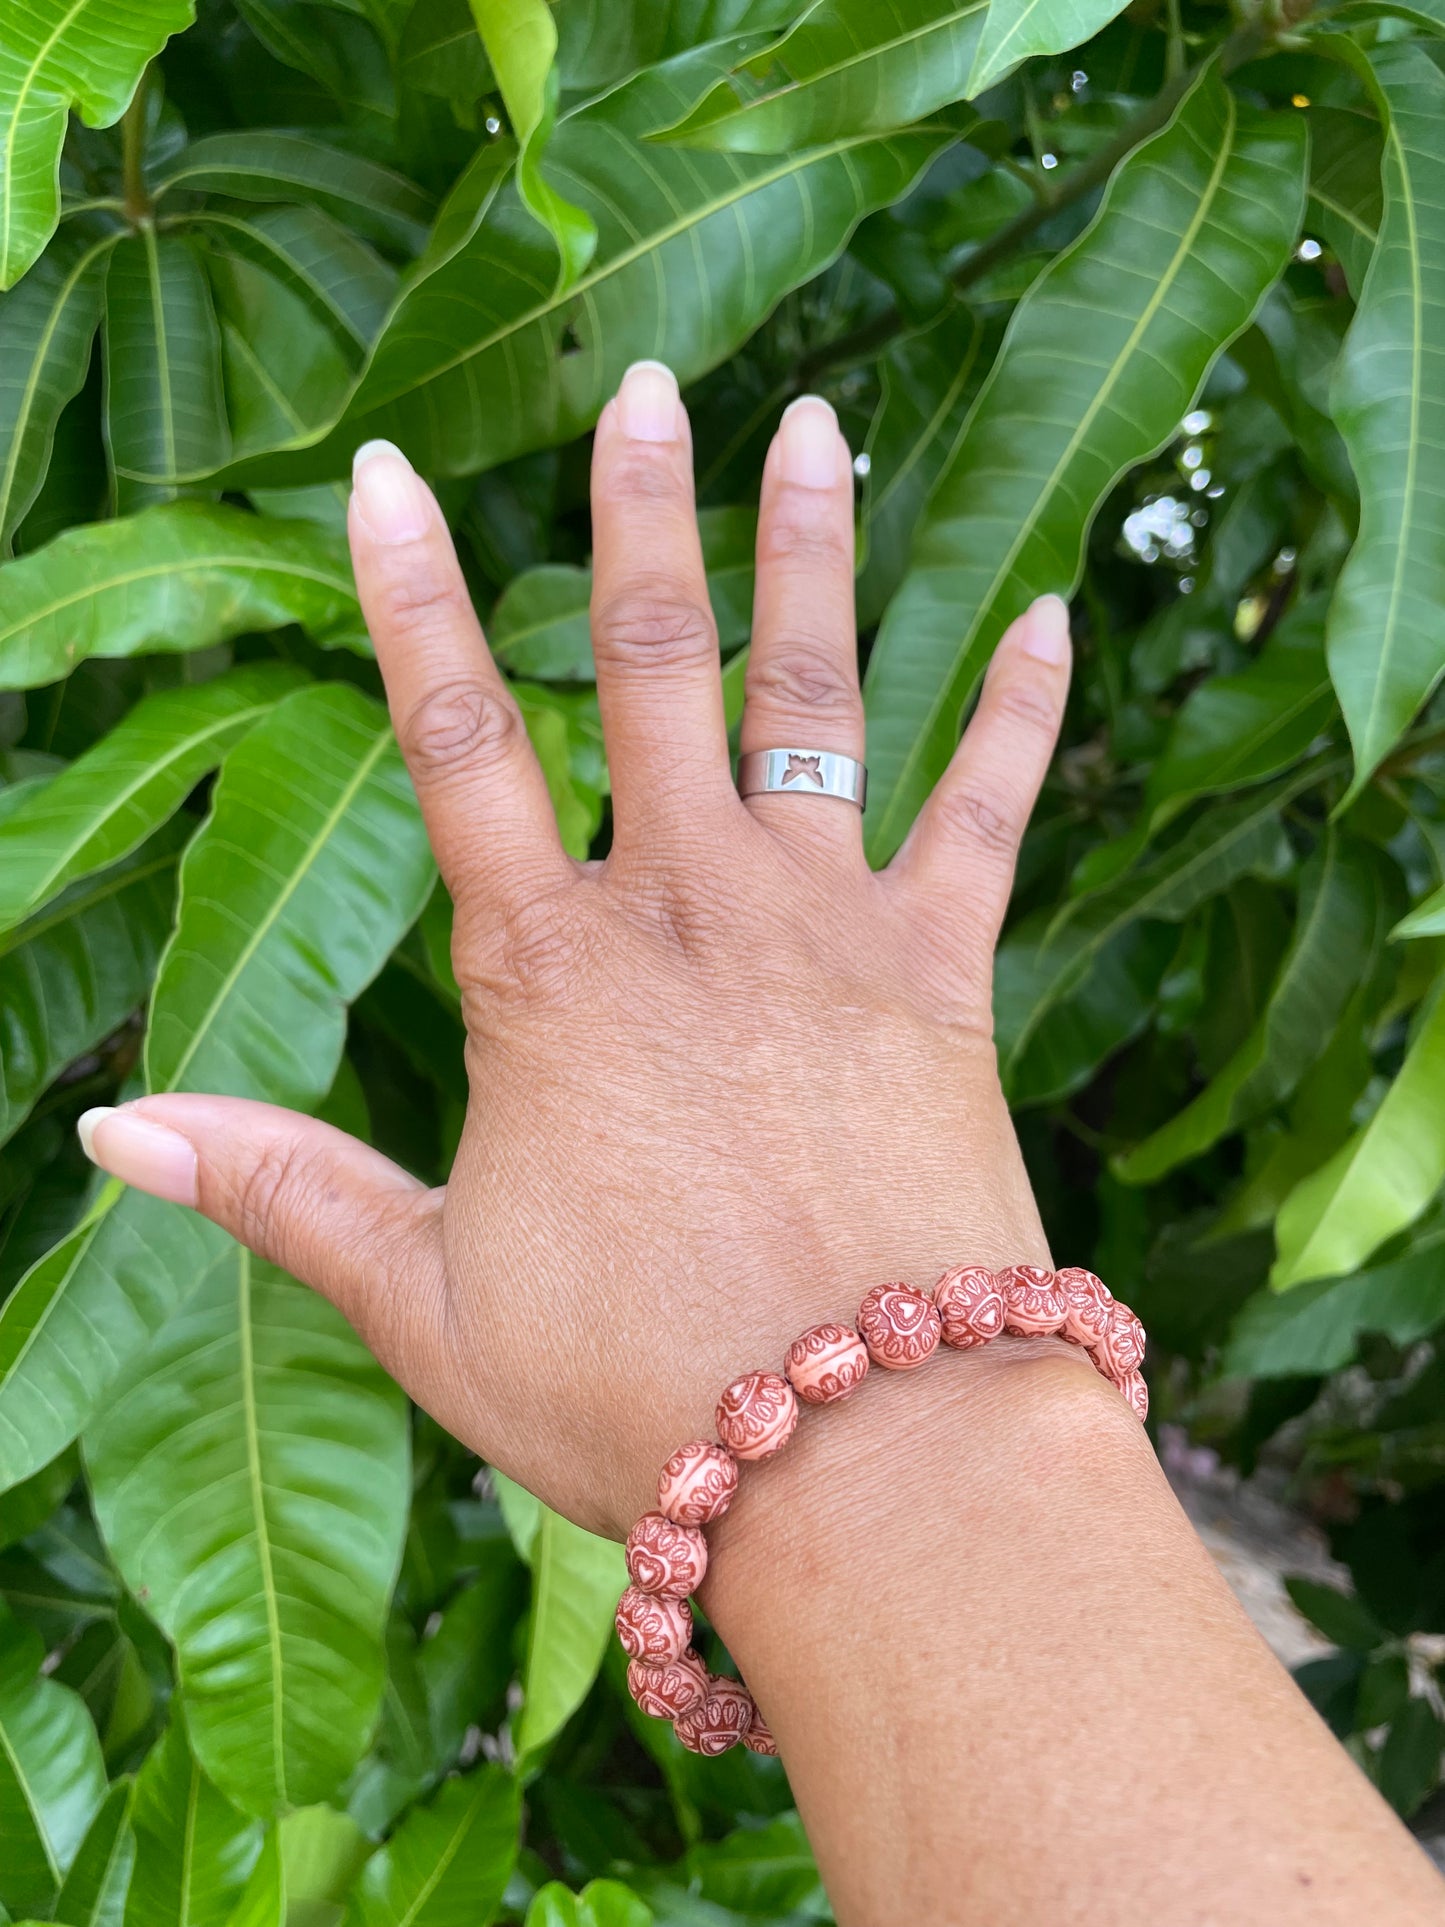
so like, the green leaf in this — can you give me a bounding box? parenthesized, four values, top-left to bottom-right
(679, 1813, 823, 1916)
(0, 824, 182, 1147)
(0, 1188, 231, 1494)
(145, 682, 434, 1104)
(206, 237, 359, 457)
(513, 684, 597, 857)
(344, 1767, 520, 1927)
(1076, 597, 1338, 894)
(0, 229, 110, 552)
(154, 134, 433, 256)
(0, 503, 365, 693)
(1326, 43, 1445, 802)
(469, 0, 597, 286)
(998, 776, 1301, 1093)
(1223, 1213, 1445, 1377)
(862, 70, 1307, 861)
(655, 0, 988, 153)
(187, 208, 395, 360)
(0, 1602, 106, 1916)
(53, 1777, 134, 1927)
(279, 1806, 373, 1927)
(1271, 984, 1445, 1289)
(0, 0, 194, 289)
(123, 1716, 263, 1927)
(0, 664, 304, 934)
(86, 1252, 409, 1816)
(1395, 880, 1445, 940)
(1378, 1697, 1445, 1818)
(997, 918, 1173, 1108)
(525, 1882, 652, 1927)
(512, 1500, 627, 1774)
(490, 506, 755, 681)
(1284, 1577, 1386, 1651)
(857, 304, 992, 629)
(220, 49, 950, 483)
(102, 231, 230, 510)
(1114, 836, 1381, 1183)
(968, 0, 1133, 96)
(1306, 104, 1380, 301)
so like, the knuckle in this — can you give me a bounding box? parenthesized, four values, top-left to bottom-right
(992, 676, 1062, 739)
(400, 681, 520, 782)
(592, 585, 717, 674)
(460, 890, 595, 1008)
(608, 447, 686, 504)
(230, 1137, 318, 1257)
(932, 787, 1022, 863)
(757, 514, 851, 572)
(746, 640, 861, 721)
(375, 571, 472, 643)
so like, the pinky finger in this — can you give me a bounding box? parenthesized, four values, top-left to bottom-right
(888, 595, 1071, 978)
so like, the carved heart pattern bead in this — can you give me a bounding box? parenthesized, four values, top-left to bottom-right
(615, 1585, 692, 1661)
(625, 1511, 708, 1596)
(998, 1265, 1066, 1337)
(857, 1282, 942, 1370)
(715, 1370, 799, 1461)
(934, 1265, 1007, 1349)
(744, 1702, 780, 1755)
(1118, 1368, 1149, 1424)
(784, 1322, 870, 1404)
(657, 1439, 739, 1525)
(627, 1650, 708, 1719)
(1055, 1267, 1114, 1353)
(674, 1676, 754, 1756)
(1095, 1303, 1146, 1382)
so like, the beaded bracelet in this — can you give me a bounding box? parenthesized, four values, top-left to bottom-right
(617, 1263, 1147, 1758)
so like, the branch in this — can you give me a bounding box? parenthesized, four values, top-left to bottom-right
(122, 68, 152, 223)
(795, 27, 1265, 389)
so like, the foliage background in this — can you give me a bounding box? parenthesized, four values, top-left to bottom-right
(3, 0, 1445, 1917)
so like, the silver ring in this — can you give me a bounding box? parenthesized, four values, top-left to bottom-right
(736, 748, 866, 809)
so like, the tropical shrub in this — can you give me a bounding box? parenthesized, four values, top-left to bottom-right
(3, 0, 1445, 1916)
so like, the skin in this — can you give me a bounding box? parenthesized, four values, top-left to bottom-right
(81, 362, 1444, 1923)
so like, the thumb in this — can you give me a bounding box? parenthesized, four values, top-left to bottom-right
(78, 1094, 447, 1381)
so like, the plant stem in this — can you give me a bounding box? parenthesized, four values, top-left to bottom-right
(1166, 0, 1187, 81)
(795, 26, 1264, 389)
(122, 68, 152, 223)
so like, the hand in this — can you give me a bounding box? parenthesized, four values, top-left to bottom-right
(80, 361, 1075, 1539)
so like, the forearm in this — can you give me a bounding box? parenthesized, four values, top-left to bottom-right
(703, 1341, 1441, 1927)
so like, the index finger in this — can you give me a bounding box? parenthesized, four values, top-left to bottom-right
(348, 439, 573, 907)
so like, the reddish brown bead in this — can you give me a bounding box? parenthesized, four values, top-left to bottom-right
(1095, 1302, 1147, 1381)
(934, 1265, 1006, 1349)
(784, 1323, 870, 1404)
(998, 1265, 1066, 1337)
(716, 1370, 798, 1461)
(658, 1440, 738, 1526)
(744, 1702, 780, 1756)
(625, 1512, 708, 1597)
(674, 1676, 753, 1756)
(1117, 1368, 1149, 1424)
(1055, 1267, 1114, 1352)
(856, 1282, 941, 1370)
(615, 1585, 691, 1662)
(627, 1650, 708, 1720)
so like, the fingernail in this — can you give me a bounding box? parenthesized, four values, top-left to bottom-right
(351, 440, 432, 544)
(77, 1106, 198, 1208)
(1021, 594, 1071, 665)
(778, 396, 843, 490)
(616, 361, 680, 442)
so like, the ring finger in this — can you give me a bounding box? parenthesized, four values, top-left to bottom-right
(740, 396, 863, 855)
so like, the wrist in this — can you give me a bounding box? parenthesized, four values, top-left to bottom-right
(699, 1335, 1137, 1637)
